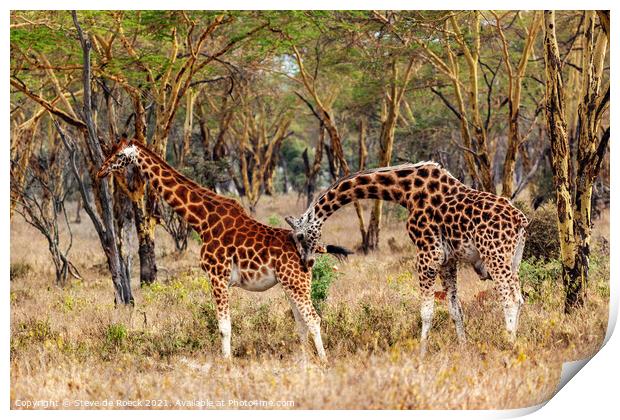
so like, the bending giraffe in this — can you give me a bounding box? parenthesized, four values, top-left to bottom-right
(96, 137, 350, 361)
(285, 162, 529, 354)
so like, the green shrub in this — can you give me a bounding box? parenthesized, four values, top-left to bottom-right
(514, 200, 560, 261)
(519, 257, 561, 304)
(590, 239, 610, 299)
(190, 229, 202, 244)
(384, 203, 409, 223)
(105, 323, 128, 348)
(266, 214, 281, 227)
(311, 255, 339, 313)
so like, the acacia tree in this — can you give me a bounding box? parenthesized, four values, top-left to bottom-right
(490, 11, 543, 198)
(302, 123, 325, 208)
(352, 11, 421, 251)
(412, 11, 494, 192)
(265, 12, 373, 246)
(11, 11, 135, 304)
(230, 78, 295, 212)
(544, 10, 609, 311)
(10, 106, 47, 217)
(95, 11, 238, 284)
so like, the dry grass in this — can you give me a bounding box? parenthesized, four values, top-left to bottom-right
(10, 196, 609, 409)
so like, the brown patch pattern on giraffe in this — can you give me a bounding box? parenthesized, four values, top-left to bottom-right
(288, 162, 529, 354)
(97, 138, 328, 362)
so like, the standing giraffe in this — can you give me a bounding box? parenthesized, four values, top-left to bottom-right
(96, 137, 349, 361)
(285, 162, 529, 354)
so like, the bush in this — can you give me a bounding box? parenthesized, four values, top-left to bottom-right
(519, 257, 561, 304)
(10, 262, 31, 281)
(311, 255, 340, 313)
(105, 323, 128, 349)
(266, 214, 281, 227)
(514, 200, 559, 261)
(189, 229, 202, 244)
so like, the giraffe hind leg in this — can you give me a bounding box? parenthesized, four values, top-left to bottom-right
(416, 239, 445, 357)
(440, 259, 466, 344)
(284, 284, 327, 363)
(206, 269, 233, 359)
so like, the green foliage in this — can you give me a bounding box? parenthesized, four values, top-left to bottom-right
(519, 258, 561, 304)
(57, 293, 86, 313)
(15, 318, 55, 343)
(311, 254, 339, 313)
(384, 203, 409, 223)
(105, 323, 128, 348)
(181, 153, 232, 190)
(143, 273, 210, 305)
(278, 137, 308, 192)
(590, 239, 610, 299)
(190, 229, 202, 244)
(266, 214, 281, 227)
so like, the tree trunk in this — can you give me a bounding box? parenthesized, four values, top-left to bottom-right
(569, 11, 609, 309)
(133, 200, 158, 285)
(74, 196, 82, 223)
(291, 45, 369, 246)
(544, 10, 579, 310)
(365, 106, 396, 251)
(495, 11, 542, 197)
(303, 123, 325, 208)
(179, 87, 195, 167)
(364, 58, 417, 252)
(543, 10, 608, 312)
(72, 11, 133, 305)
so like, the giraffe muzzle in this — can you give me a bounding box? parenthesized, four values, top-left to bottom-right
(301, 255, 315, 270)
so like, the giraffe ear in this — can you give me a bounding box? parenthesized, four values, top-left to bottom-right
(285, 216, 299, 229)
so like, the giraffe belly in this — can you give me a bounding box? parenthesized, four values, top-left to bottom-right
(239, 272, 278, 292)
(229, 263, 278, 292)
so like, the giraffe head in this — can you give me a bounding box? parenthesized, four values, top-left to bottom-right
(285, 211, 323, 268)
(96, 137, 140, 179)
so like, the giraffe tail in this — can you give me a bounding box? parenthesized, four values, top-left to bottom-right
(325, 244, 354, 261)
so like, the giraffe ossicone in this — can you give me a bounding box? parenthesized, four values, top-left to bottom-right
(287, 162, 529, 353)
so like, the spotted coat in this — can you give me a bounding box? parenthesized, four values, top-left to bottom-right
(97, 138, 327, 361)
(286, 162, 529, 353)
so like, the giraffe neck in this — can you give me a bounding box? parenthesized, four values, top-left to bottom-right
(308, 163, 443, 224)
(132, 142, 224, 230)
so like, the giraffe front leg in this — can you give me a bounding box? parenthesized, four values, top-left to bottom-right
(487, 261, 523, 343)
(286, 294, 309, 365)
(210, 276, 232, 359)
(503, 276, 524, 342)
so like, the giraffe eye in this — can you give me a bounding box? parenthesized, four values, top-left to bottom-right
(296, 232, 304, 241)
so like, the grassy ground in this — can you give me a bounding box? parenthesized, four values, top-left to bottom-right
(10, 195, 609, 409)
